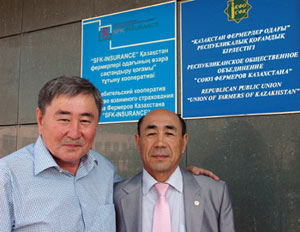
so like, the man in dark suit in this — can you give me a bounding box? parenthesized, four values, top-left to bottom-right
(114, 109, 235, 232)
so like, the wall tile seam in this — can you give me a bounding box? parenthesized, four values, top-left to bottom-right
(17, 0, 24, 132)
(0, 123, 37, 128)
(0, 20, 82, 40)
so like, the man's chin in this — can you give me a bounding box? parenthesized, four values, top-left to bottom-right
(150, 163, 172, 173)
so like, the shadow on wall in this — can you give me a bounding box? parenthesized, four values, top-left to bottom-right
(203, 119, 279, 232)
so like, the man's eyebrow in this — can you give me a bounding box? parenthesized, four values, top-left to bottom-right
(81, 112, 95, 118)
(55, 110, 71, 115)
(165, 125, 177, 131)
(145, 125, 157, 130)
(54, 110, 95, 118)
(145, 124, 177, 130)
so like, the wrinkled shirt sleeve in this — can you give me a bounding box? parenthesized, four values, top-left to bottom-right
(0, 163, 13, 231)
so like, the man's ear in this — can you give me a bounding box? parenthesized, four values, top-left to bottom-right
(36, 108, 43, 135)
(134, 133, 141, 154)
(181, 133, 188, 154)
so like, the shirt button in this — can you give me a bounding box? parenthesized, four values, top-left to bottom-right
(82, 203, 86, 208)
(194, 200, 200, 206)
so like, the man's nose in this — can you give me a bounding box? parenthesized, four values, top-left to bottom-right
(67, 121, 81, 139)
(154, 132, 166, 147)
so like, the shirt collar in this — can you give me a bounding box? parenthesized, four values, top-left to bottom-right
(33, 136, 98, 175)
(142, 166, 183, 195)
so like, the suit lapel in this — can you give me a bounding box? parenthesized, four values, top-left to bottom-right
(182, 169, 204, 232)
(120, 172, 143, 232)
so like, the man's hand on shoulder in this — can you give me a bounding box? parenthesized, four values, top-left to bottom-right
(185, 166, 220, 181)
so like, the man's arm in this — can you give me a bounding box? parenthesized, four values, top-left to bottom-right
(219, 182, 235, 232)
(185, 166, 220, 181)
(0, 164, 13, 231)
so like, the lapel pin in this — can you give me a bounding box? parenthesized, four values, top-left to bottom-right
(194, 200, 200, 206)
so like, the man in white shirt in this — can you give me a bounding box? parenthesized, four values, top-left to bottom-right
(114, 109, 235, 232)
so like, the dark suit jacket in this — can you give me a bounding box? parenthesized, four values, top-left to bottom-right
(113, 168, 235, 232)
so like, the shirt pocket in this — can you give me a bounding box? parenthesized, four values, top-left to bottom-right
(89, 204, 116, 232)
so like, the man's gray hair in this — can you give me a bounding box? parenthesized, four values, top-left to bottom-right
(38, 76, 103, 116)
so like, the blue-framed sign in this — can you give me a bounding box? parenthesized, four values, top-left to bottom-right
(181, 0, 300, 119)
(82, 1, 176, 123)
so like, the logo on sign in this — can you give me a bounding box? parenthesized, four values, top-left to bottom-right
(99, 26, 112, 41)
(224, 0, 252, 23)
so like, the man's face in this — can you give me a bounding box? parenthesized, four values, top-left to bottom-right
(36, 93, 99, 174)
(135, 109, 188, 181)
